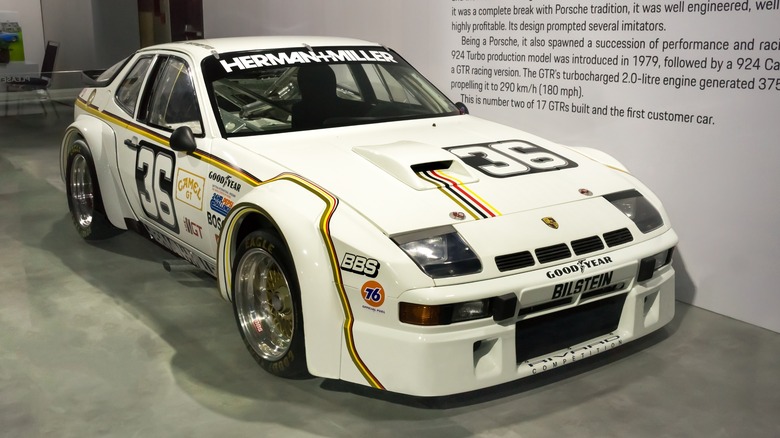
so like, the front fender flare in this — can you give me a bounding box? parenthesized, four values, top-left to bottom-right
(216, 174, 383, 387)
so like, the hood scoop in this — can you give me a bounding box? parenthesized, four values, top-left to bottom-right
(353, 141, 479, 190)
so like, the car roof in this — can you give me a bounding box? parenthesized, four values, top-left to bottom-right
(137, 36, 384, 60)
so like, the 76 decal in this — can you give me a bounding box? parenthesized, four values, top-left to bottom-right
(447, 140, 577, 178)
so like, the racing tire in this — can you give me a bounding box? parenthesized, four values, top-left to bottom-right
(65, 138, 122, 240)
(232, 230, 308, 378)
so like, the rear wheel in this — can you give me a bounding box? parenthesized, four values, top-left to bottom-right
(65, 138, 122, 240)
(232, 230, 308, 377)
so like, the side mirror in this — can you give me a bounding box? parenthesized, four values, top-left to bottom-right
(455, 102, 469, 115)
(170, 126, 197, 153)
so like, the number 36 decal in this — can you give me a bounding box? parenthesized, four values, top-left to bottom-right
(446, 140, 577, 178)
(135, 141, 180, 233)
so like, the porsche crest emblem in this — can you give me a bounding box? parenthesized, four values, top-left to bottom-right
(542, 217, 559, 229)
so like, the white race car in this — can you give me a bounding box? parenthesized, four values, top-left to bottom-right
(61, 36, 677, 397)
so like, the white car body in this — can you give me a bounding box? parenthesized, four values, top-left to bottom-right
(61, 36, 677, 397)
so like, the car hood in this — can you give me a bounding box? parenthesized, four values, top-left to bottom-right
(228, 115, 640, 237)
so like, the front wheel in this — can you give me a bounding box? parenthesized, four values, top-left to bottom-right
(65, 138, 122, 240)
(232, 230, 308, 378)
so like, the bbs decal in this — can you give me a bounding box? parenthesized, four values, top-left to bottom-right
(447, 140, 577, 178)
(340, 253, 380, 278)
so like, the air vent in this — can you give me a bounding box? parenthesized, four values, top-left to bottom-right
(603, 228, 633, 247)
(535, 243, 571, 264)
(571, 236, 604, 255)
(495, 251, 535, 272)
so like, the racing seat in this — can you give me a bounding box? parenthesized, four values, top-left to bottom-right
(292, 64, 350, 130)
(3, 41, 59, 116)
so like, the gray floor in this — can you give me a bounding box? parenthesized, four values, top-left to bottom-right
(1, 103, 779, 438)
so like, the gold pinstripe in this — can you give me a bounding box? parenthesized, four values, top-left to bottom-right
(78, 97, 382, 389)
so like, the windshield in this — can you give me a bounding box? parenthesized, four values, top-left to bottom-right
(202, 46, 459, 137)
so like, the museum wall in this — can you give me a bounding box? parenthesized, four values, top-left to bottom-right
(203, 0, 780, 333)
(0, 0, 44, 65)
(0, 0, 138, 88)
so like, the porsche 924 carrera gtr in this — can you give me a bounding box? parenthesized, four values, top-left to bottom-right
(61, 36, 677, 397)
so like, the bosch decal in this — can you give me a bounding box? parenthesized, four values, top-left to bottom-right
(552, 271, 614, 299)
(210, 193, 234, 216)
(207, 212, 224, 231)
(176, 169, 205, 210)
(340, 253, 380, 278)
(545, 256, 613, 279)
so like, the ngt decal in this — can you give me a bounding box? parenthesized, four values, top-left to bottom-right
(552, 271, 614, 299)
(340, 253, 380, 278)
(447, 140, 577, 178)
(220, 48, 397, 73)
(176, 169, 205, 210)
(184, 218, 204, 239)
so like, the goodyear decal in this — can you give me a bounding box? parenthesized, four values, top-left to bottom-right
(221, 174, 384, 390)
(417, 170, 501, 219)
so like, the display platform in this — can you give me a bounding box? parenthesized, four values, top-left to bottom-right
(0, 106, 778, 437)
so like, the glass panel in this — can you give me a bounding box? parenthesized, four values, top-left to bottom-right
(115, 56, 152, 116)
(146, 57, 203, 135)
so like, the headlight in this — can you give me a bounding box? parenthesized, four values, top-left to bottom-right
(392, 225, 482, 278)
(605, 189, 663, 233)
(399, 299, 491, 325)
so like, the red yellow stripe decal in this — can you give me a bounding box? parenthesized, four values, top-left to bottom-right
(417, 170, 501, 219)
(75, 97, 262, 186)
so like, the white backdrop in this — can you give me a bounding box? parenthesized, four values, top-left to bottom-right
(203, 0, 780, 333)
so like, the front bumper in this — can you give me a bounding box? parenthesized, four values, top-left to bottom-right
(342, 228, 677, 397)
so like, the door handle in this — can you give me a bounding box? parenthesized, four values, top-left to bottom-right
(124, 138, 139, 149)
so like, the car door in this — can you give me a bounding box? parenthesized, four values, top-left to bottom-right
(113, 53, 216, 273)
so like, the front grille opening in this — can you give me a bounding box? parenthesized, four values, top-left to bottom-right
(571, 236, 604, 255)
(517, 297, 572, 317)
(581, 282, 623, 300)
(495, 251, 535, 272)
(604, 228, 633, 247)
(515, 294, 627, 363)
(535, 243, 571, 264)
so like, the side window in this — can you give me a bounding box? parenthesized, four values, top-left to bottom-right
(146, 57, 203, 135)
(115, 57, 152, 115)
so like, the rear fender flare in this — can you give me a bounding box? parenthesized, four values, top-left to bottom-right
(61, 118, 135, 229)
